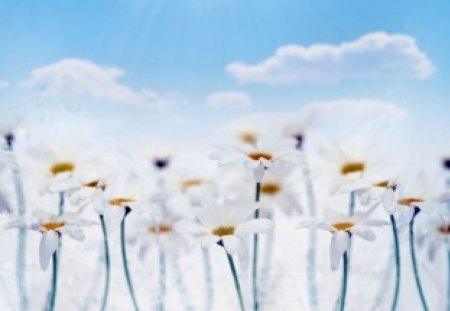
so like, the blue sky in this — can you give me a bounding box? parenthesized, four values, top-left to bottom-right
(0, 0, 449, 143)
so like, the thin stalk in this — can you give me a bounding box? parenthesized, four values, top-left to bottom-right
(201, 248, 213, 311)
(48, 252, 59, 311)
(339, 251, 349, 311)
(99, 215, 110, 311)
(259, 210, 274, 308)
(447, 250, 450, 311)
(171, 256, 194, 311)
(8, 141, 28, 311)
(409, 207, 429, 311)
(157, 247, 166, 311)
(390, 215, 401, 311)
(225, 251, 246, 311)
(252, 182, 261, 311)
(302, 165, 318, 311)
(348, 191, 355, 216)
(58, 192, 64, 216)
(121, 207, 140, 311)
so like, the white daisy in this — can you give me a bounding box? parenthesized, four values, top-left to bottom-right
(210, 139, 305, 182)
(130, 208, 189, 258)
(417, 215, 450, 261)
(297, 204, 388, 270)
(311, 137, 393, 196)
(396, 176, 450, 223)
(174, 197, 273, 268)
(10, 210, 96, 270)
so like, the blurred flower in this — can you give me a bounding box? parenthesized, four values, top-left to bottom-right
(175, 196, 273, 268)
(311, 137, 393, 197)
(9, 210, 96, 270)
(396, 176, 450, 223)
(417, 215, 450, 261)
(130, 208, 189, 258)
(210, 140, 305, 182)
(283, 107, 317, 149)
(297, 205, 388, 270)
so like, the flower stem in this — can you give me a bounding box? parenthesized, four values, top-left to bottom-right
(120, 207, 140, 311)
(171, 256, 194, 311)
(58, 192, 65, 216)
(225, 251, 246, 311)
(252, 182, 261, 311)
(409, 207, 429, 311)
(202, 248, 214, 311)
(157, 247, 166, 311)
(348, 191, 355, 216)
(99, 215, 110, 311)
(48, 252, 59, 311)
(302, 165, 318, 311)
(339, 251, 349, 311)
(390, 215, 400, 311)
(9, 145, 28, 311)
(447, 250, 450, 311)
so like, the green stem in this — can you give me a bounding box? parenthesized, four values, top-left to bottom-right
(48, 252, 58, 311)
(409, 207, 429, 311)
(447, 250, 450, 311)
(157, 248, 166, 311)
(225, 251, 246, 311)
(390, 215, 400, 311)
(99, 215, 110, 311)
(202, 248, 213, 311)
(120, 207, 140, 311)
(339, 251, 349, 311)
(58, 192, 64, 216)
(252, 182, 261, 311)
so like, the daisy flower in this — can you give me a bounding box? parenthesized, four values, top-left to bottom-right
(175, 196, 273, 268)
(417, 215, 450, 261)
(297, 205, 388, 270)
(282, 106, 317, 150)
(210, 139, 305, 182)
(311, 137, 393, 197)
(10, 210, 96, 270)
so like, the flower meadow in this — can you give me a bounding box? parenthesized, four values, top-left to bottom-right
(0, 106, 449, 311)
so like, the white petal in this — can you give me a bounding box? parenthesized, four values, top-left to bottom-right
(59, 226, 85, 241)
(330, 232, 349, 271)
(382, 189, 396, 215)
(174, 220, 208, 235)
(39, 232, 59, 270)
(351, 226, 376, 241)
(222, 235, 240, 254)
(236, 219, 273, 235)
(201, 235, 220, 248)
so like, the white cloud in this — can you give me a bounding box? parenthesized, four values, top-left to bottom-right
(0, 80, 10, 89)
(226, 32, 435, 84)
(206, 91, 252, 109)
(24, 58, 184, 108)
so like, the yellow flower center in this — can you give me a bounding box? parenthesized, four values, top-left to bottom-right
(212, 226, 235, 237)
(331, 221, 355, 231)
(50, 162, 75, 176)
(374, 180, 389, 188)
(41, 221, 65, 231)
(340, 162, 365, 175)
(83, 180, 102, 188)
(437, 225, 450, 235)
(240, 132, 257, 145)
(261, 182, 281, 195)
(148, 224, 172, 234)
(247, 152, 273, 161)
(182, 179, 204, 189)
(397, 197, 425, 207)
(108, 197, 135, 207)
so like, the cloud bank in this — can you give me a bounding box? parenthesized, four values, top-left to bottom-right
(25, 58, 184, 108)
(227, 32, 435, 84)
